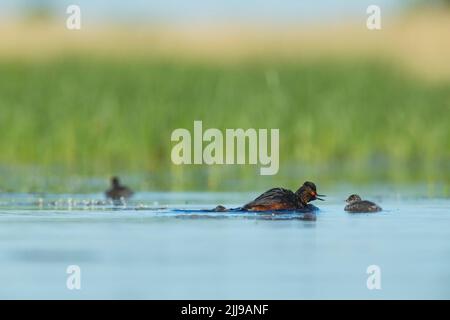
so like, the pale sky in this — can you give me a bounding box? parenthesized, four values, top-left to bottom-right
(0, 0, 409, 24)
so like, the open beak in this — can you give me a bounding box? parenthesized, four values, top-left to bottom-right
(311, 192, 326, 201)
(316, 194, 326, 201)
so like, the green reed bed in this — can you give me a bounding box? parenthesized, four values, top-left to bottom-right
(0, 57, 448, 192)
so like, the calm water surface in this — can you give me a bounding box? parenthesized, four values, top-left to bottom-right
(0, 190, 449, 299)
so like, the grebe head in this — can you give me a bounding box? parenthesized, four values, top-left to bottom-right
(296, 181, 325, 204)
(346, 194, 362, 203)
(111, 176, 120, 188)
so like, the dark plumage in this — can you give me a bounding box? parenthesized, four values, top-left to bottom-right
(242, 181, 324, 212)
(105, 177, 133, 201)
(344, 194, 382, 213)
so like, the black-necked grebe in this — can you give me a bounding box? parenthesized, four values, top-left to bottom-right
(242, 181, 325, 211)
(345, 194, 382, 213)
(105, 177, 133, 200)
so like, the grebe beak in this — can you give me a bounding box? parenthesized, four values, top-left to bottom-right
(310, 191, 325, 201)
(316, 194, 326, 201)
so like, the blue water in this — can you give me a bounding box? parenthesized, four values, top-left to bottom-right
(0, 190, 449, 299)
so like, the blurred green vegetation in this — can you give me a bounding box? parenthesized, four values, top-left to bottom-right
(0, 57, 448, 192)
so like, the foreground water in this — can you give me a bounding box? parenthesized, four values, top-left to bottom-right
(0, 190, 449, 299)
